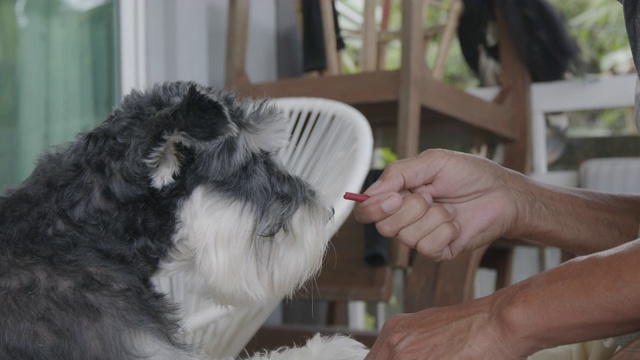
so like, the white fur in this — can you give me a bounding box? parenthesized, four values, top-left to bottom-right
(241, 334, 368, 360)
(131, 332, 205, 360)
(162, 186, 331, 306)
(145, 132, 191, 189)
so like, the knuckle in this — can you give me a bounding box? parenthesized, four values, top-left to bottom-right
(376, 222, 397, 238)
(383, 161, 401, 177)
(381, 315, 411, 349)
(386, 332, 405, 350)
(416, 241, 440, 260)
(396, 229, 417, 249)
(384, 314, 403, 326)
(441, 221, 461, 240)
(404, 194, 429, 213)
(416, 222, 460, 260)
(430, 204, 453, 220)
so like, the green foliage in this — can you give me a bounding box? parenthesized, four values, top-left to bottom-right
(337, 0, 632, 80)
(547, 0, 630, 73)
(336, 0, 478, 88)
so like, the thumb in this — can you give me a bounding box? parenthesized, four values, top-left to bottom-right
(364, 150, 452, 196)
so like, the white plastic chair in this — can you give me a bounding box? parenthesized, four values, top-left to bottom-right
(153, 97, 374, 358)
(579, 157, 640, 194)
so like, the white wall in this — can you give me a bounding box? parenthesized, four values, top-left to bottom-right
(122, 0, 278, 91)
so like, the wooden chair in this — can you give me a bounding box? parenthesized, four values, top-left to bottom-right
(226, 0, 529, 168)
(226, 0, 532, 352)
(320, 0, 463, 78)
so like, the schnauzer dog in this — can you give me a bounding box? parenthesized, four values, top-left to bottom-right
(0, 82, 368, 360)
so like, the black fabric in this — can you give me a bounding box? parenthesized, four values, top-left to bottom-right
(362, 170, 390, 267)
(301, 0, 345, 73)
(457, 0, 498, 76)
(458, 0, 581, 82)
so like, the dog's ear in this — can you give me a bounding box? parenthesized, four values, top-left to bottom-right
(235, 100, 290, 156)
(145, 85, 237, 189)
(171, 85, 236, 142)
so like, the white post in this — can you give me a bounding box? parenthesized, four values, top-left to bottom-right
(119, 0, 148, 97)
(348, 301, 367, 330)
(530, 110, 548, 174)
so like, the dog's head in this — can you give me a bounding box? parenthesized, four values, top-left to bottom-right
(88, 82, 333, 305)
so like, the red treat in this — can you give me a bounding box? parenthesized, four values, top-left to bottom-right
(343, 192, 369, 202)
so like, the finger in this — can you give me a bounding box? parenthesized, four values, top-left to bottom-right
(375, 193, 430, 238)
(363, 149, 454, 196)
(415, 220, 461, 261)
(353, 192, 404, 224)
(395, 203, 456, 249)
(408, 185, 433, 203)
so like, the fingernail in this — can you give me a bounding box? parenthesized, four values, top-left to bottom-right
(421, 192, 434, 204)
(381, 195, 402, 214)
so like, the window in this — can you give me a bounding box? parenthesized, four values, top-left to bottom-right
(0, 0, 118, 188)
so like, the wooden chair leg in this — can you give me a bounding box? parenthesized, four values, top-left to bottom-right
(376, 0, 392, 70)
(432, 0, 463, 80)
(319, 0, 340, 75)
(361, 0, 378, 72)
(327, 301, 348, 326)
(404, 245, 488, 312)
(480, 245, 514, 290)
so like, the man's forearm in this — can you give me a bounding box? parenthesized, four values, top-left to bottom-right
(495, 239, 640, 356)
(508, 175, 640, 255)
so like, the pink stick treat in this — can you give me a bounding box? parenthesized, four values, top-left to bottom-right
(343, 192, 369, 202)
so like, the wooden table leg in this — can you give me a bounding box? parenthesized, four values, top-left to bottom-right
(225, 0, 251, 88)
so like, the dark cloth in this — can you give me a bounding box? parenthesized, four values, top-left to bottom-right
(458, 0, 581, 83)
(301, 0, 345, 73)
(362, 170, 390, 267)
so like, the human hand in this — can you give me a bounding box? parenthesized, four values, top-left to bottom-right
(364, 298, 523, 360)
(354, 149, 522, 260)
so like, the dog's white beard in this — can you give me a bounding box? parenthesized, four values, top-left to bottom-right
(162, 186, 331, 306)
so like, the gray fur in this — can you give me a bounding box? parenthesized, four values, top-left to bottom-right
(0, 82, 329, 359)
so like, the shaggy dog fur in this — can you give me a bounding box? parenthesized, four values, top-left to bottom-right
(0, 82, 368, 360)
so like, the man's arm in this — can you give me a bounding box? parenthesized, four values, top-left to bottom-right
(496, 239, 640, 355)
(355, 149, 640, 259)
(507, 175, 640, 255)
(364, 239, 640, 359)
